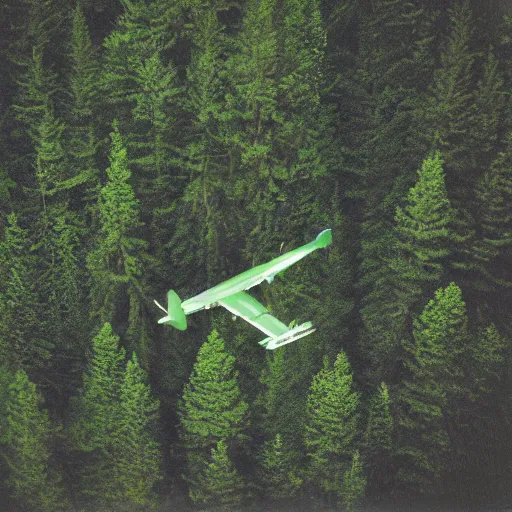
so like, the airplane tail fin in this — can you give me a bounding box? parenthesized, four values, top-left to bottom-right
(156, 290, 187, 330)
(315, 228, 332, 249)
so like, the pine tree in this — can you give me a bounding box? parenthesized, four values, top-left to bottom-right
(68, 322, 125, 502)
(341, 450, 366, 512)
(471, 131, 512, 328)
(349, 0, 437, 385)
(168, 5, 234, 296)
(114, 352, 163, 507)
(303, 352, 360, 504)
(86, 121, 153, 363)
(363, 382, 393, 501)
(459, 324, 509, 503)
(363, 153, 455, 381)
(396, 283, 470, 498)
(189, 439, 245, 511)
(178, 329, 248, 482)
(0, 212, 52, 376)
(257, 433, 302, 500)
(34, 206, 89, 400)
(64, 3, 101, 216)
(101, 0, 184, 227)
(4, 370, 68, 511)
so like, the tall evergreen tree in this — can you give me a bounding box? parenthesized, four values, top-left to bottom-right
(189, 439, 245, 511)
(396, 283, 470, 498)
(35, 207, 89, 400)
(114, 352, 162, 507)
(86, 121, 153, 363)
(341, 450, 366, 512)
(64, 3, 101, 217)
(178, 329, 248, 483)
(363, 382, 393, 502)
(303, 352, 360, 505)
(68, 322, 125, 502)
(472, 131, 512, 328)
(0, 212, 52, 376)
(256, 433, 302, 501)
(3, 370, 67, 511)
(349, 0, 436, 385)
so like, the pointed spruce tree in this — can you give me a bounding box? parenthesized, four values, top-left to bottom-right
(114, 352, 163, 507)
(350, 0, 437, 385)
(256, 433, 302, 501)
(363, 382, 393, 501)
(86, 121, 153, 363)
(0, 212, 52, 376)
(341, 450, 366, 512)
(189, 439, 245, 511)
(4, 370, 67, 511)
(64, 3, 101, 217)
(303, 352, 360, 505)
(68, 322, 125, 502)
(178, 329, 249, 483)
(396, 282, 470, 498)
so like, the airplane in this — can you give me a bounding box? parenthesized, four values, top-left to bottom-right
(154, 229, 332, 350)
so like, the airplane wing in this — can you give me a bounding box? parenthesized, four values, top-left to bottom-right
(218, 291, 289, 338)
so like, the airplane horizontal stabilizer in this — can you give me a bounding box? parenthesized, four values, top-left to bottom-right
(259, 321, 316, 350)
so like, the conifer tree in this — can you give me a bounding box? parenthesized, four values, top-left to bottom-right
(459, 324, 509, 502)
(189, 439, 245, 511)
(114, 352, 162, 507)
(423, 0, 479, 198)
(86, 121, 153, 362)
(364, 153, 455, 380)
(258, 348, 293, 443)
(64, 3, 101, 216)
(303, 352, 360, 504)
(257, 433, 302, 500)
(178, 329, 248, 481)
(396, 283, 470, 497)
(363, 382, 393, 500)
(68, 322, 125, 501)
(341, 450, 366, 512)
(0, 212, 52, 376)
(168, 5, 233, 295)
(35, 207, 89, 399)
(4, 370, 67, 511)
(101, 0, 183, 229)
(472, 132, 512, 327)
(349, 0, 436, 385)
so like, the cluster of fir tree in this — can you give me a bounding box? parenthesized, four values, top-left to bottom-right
(0, 323, 162, 511)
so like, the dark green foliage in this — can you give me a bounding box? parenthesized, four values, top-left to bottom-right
(189, 439, 245, 511)
(256, 433, 302, 500)
(114, 352, 162, 507)
(34, 206, 90, 399)
(341, 450, 366, 512)
(363, 382, 393, 500)
(86, 122, 153, 363)
(3, 370, 68, 511)
(0, 213, 52, 376)
(304, 352, 360, 504)
(364, 153, 455, 381)
(64, 4, 101, 216)
(396, 283, 470, 497)
(68, 322, 125, 501)
(0, 0, 511, 508)
(350, 0, 437, 385)
(179, 329, 249, 481)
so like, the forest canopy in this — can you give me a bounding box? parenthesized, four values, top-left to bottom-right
(0, 0, 511, 511)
